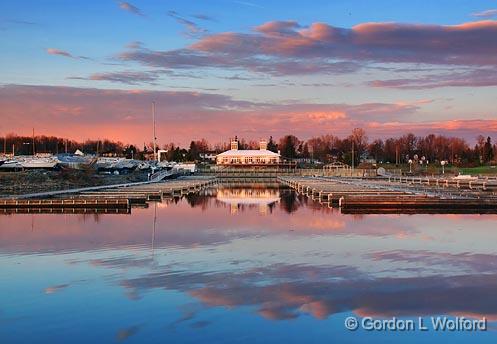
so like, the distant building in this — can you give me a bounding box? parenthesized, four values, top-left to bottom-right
(216, 137, 281, 165)
(199, 151, 217, 162)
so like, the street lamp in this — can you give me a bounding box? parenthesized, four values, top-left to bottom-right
(441, 160, 446, 175)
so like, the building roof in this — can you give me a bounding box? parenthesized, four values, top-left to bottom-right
(216, 149, 280, 157)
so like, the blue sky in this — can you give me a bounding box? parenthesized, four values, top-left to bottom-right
(1, 0, 496, 145)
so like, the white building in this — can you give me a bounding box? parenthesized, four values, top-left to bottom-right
(199, 152, 217, 162)
(216, 138, 281, 165)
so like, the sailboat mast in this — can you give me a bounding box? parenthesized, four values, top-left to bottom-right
(152, 101, 157, 161)
(32, 128, 36, 155)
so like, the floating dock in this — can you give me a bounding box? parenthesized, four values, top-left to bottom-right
(0, 176, 217, 213)
(0, 198, 129, 209)
(278, 176, 497, 213)
(78, 176, 216, 201)
(1, 208, 130, 214)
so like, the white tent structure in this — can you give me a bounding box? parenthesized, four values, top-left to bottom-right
(216, 138, 280, 165)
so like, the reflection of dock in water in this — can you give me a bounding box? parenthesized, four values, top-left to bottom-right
(341, 208, 497, 215)
(1, 207, 130, 214)
(0, 198, 129, 209)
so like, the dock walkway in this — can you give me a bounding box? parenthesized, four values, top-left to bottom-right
(78, 176, 216, 202)
(278, 176, 497, 213)
(0, 175, 216, 211)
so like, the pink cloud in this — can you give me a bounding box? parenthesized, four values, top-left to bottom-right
(118, 2, 143, 16)
(472, 9, 497, 18)
(46, 48, 90, 60)
(1, 85, 496, 145)
(255, 20, 301, 35)
(369, 68, 497, 89)
(118, 19, 497, 78)
(46, 48, 73, 58)
(69, 70, 162, 85)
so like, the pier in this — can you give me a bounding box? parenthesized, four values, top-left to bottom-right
(278, 176, 497, 213)
(78, 176, 216, 202)
(0, 176, 216, 213)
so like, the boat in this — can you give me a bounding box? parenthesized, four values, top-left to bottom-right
(175, 163, 197, 173)
(138, 161, 153, 170)
(0, 159, 22, 169)
(57, 154, 97, 170)
(453, 174, 478, 181)
(19, 156, 58, 169)
(96, 157, 140, 173)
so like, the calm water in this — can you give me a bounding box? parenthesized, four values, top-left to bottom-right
(1, 186, 497, 343)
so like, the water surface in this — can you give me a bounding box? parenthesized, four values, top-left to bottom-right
(1, 187, 497, 343)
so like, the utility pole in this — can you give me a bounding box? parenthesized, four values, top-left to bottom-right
(32, 128, 36, 155)
(65, 139, 68, 154)
(351, 139, 355, 170)
(152, 101, 157, 161)
(395, 145, 399, 166)
(3, 135, 6, 155)
(451, 144, 454, 164)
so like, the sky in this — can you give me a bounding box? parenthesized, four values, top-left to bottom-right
(1, 0, 497, 146)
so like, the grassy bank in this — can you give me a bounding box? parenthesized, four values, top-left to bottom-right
(379, 163, 497, 176)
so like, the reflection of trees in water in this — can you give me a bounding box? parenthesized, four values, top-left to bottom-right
(178, 188, 308, 214)
(185, 193, 211, 210)
(279, 190, 303, 214)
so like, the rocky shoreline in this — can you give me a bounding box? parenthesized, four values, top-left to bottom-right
(0, 170, 149, 196)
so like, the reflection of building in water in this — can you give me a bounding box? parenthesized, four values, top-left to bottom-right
(216, 188, 280, 214)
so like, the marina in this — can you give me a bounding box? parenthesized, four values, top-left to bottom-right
(2, 184, 497, 344)
(3, 1, 497, 342)
(1, 170, 497, 214)
(278, 175, 497, 213)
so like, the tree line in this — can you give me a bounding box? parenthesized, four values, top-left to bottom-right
(1, 130, 495, 166)
(274, 130, 495, 166)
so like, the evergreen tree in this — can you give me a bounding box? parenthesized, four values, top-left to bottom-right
(279, 135, 300, 159)
(267, 136, 278, 152)
(188, 141, 199, 161)
(484, 137, 494, 163)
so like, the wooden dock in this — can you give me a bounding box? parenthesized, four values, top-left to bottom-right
(0, 198, 129, 209)
(278, 176, 413, 203)
(278, 176, 497, 213)
(0, 176, 217, 212)
(1, 208, 130, 214)
(78, 176, 217, 201)
(384, 175, 497, 192)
